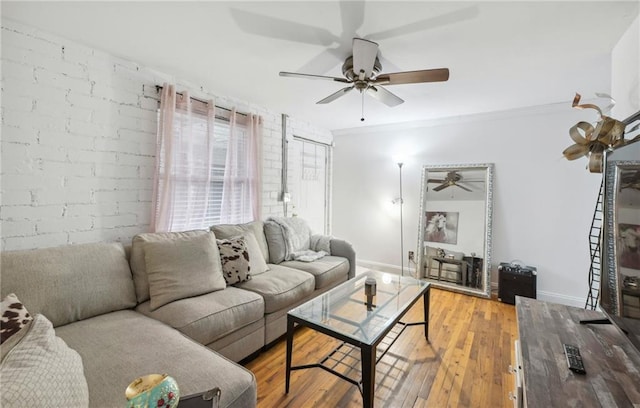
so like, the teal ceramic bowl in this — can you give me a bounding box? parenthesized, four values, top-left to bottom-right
(126, 374, 180, 408)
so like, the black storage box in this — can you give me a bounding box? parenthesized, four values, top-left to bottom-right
(498, 263, 537, 305)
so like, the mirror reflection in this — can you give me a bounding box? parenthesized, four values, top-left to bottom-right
(417, 164, 494, 298)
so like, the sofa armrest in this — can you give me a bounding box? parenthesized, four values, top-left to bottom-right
(330, 239, 356, 280)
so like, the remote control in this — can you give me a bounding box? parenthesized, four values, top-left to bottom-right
(563, 343, 586, 374)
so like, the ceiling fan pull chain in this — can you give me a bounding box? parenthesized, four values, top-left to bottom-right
(361, 91, 365, 122)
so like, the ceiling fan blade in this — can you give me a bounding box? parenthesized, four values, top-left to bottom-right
(455, 183, 473, 192)
(352, 38, 379, 79)
(230, 8, 337, 46)
(374, 69, 450, 85)
(366, 86, 404, 107)
(295, 47, 345, 76)
(317, 86, 354, 104)
(367, 6, 480, 41)
(279, 72, 351, 83)
(427, 178, 446, 183)
(340, 1, 365, 36)
(433, 183, 448, 192)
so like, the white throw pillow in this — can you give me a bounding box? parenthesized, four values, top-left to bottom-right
(243, 231, 269, 275)
(217, 236, 252, 285)
(0, 314, 89, 408)
(144, 232, 226, 311)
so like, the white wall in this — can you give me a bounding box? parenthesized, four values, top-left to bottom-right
(0, 19, 332, 251)
(332, 105, 605, 306)
(611, 14, 640, 119)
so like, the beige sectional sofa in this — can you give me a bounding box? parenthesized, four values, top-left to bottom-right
(0, 220, 354, 408)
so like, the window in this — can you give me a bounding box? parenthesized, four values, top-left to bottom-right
(290, 137, 330, 234)
(152, 85, 261, 232)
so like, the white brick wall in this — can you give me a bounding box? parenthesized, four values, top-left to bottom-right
(1, 19, 333, 251)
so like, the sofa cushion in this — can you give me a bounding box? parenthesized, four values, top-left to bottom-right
(54, 310, 257, 408)
(210, 221, 269, 264)
(0, 242, 136, 327)
(136, 287, 264, 346)
(263, 220, 287, 264)
(144, 232, 226, 311)
(0, 314, 89, 408)
(130, 230, 208, 303)
(264, 217, 312, 261)
(237, 264, 315, 314)
(281, 256, 350, 290)
(244, 231, 269, 274)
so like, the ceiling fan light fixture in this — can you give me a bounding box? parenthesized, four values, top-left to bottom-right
(279, 37, 450, 121)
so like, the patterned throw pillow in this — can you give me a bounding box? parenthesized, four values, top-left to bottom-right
(217, 236, 252, 285)
(1, 293, 33, 345)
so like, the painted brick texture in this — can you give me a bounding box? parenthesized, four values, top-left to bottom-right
(1, 20, 332, 251)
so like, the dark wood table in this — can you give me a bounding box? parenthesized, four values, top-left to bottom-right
(516, 297, 640, 407)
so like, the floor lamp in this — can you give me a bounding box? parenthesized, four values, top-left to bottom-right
(397, 162, 404, 277)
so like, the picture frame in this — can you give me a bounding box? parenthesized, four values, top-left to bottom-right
(619, 223, 640, 271)
(424, 211, 459, 244)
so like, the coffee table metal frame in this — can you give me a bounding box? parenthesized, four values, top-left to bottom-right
(285, 272, 430, 408)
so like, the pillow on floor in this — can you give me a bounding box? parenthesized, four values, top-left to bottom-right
(0, 314, 89, 408)
(144, 232, 226, 311)
(217, 236, 252, 285)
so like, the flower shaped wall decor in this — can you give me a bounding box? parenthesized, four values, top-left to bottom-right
(563, 93, 626, 173)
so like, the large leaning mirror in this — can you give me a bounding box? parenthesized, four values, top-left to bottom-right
(416, 163, 494, 298)
(602, 140, 640, 320)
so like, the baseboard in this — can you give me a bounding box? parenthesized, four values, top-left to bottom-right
(492, 281, 586, 307)
(536, 290, 586, 308)
(357, 260, 418, 277)
(361, 261, 587, 308)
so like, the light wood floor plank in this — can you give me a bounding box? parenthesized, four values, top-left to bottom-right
(244, 288, 517, 407)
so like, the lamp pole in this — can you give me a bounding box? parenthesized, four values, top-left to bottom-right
(398, 162, 404, 277)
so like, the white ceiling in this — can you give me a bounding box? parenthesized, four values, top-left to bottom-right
(2, 1, 638, 132)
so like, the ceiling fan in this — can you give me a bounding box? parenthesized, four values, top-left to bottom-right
(427, 171, 473, 192)
(279, 37, 449, 120)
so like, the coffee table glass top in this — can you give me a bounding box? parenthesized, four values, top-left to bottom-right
(288, 271, 429, 345)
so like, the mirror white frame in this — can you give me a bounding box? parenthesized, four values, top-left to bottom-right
(416, 163, 494, 298)
(603, 158, 640, 316)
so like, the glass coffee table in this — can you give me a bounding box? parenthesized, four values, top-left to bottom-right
(285, 271, 431, 408)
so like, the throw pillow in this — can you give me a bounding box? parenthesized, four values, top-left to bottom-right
(144, 232, 226, 311)
(263, 220, 287, 264)
(1, 293, 33, 345)
(217, 236, 252, 285)
(243, 231, 269, 275)
(130, 230, 209, 303)
(209, 221, 269, 261)
(0, 314, 89, 408)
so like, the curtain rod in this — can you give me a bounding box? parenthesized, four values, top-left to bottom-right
(293, 135, 332, 148)
(155, 85, 247, 117)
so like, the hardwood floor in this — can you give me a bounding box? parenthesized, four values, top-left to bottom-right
(244, 288, 518, 407)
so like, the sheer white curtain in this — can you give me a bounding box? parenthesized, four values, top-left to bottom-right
(151, 84, 263, 232)
(151, 84, 216, 232)
(220, 109, 263, 223)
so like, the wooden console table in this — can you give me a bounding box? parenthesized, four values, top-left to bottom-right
(514, 297, 640, 407)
